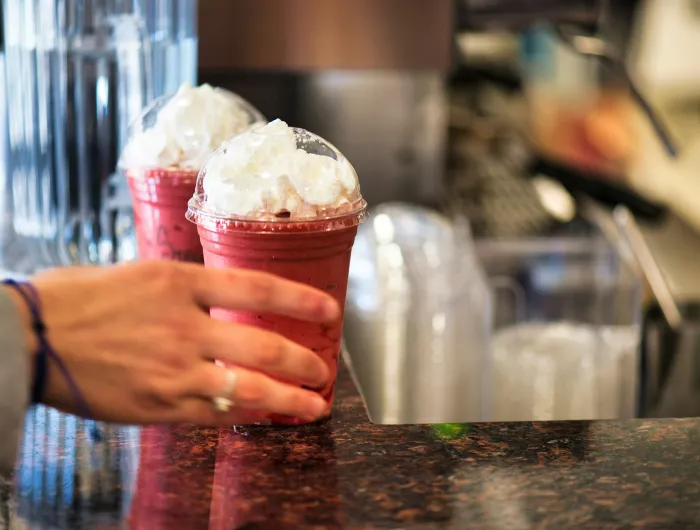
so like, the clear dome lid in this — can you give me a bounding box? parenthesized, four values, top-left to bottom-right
(118, 83, 265, 173)
(186, 119, 367, 231)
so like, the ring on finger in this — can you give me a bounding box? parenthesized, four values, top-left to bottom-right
(212, 361, 237, 413)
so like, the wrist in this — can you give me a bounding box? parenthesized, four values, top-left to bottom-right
(5, 286, 39, 384)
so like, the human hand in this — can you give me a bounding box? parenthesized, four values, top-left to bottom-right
(8, 261, 340, 425)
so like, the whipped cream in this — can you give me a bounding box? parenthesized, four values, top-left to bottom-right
(199, 119, 361, 219)
(120, 83, 263, 172)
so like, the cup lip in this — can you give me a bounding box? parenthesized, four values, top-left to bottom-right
(125, 167, 200, 181)
(186, 198, 369, 234)
(126, 168, 201, 204)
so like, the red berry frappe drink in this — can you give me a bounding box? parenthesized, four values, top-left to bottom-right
(186, 119, 367, 425)
(118, 83, 264, 262)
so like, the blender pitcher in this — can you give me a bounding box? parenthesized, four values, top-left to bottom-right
(2, 0, 197, 272)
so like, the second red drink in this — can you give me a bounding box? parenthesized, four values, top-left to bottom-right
(127, 168, 201, 261)
(119, 83, 264, 262)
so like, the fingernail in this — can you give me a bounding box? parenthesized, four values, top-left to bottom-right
(323, 299, 340, 321)
(316, 367, 331, 389)
(310, 395, 328, 418)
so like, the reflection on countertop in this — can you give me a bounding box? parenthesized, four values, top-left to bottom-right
(2, 366, 700, 529)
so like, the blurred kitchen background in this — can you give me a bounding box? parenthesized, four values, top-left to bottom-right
(1, 0, 700, 423)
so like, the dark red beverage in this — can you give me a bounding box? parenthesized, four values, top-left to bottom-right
(127, 168, 202, 263)
(196, 220, 359, 424)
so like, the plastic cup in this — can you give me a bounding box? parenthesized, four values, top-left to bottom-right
(126, 168, 202, 262)
(186, 123, 367, 425)
(198, 222, 358, 423)
(119, 85, 264, 262)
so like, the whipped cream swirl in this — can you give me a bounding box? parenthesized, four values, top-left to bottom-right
(120, 83, 263, 172)
(199, 119, 361, 219)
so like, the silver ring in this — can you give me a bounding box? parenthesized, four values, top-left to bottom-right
(212, 362, 237, 413)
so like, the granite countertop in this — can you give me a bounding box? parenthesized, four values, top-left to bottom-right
(2, 366, 700, 530)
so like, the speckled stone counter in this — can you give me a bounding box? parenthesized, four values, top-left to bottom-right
(2, 366, 700, 529)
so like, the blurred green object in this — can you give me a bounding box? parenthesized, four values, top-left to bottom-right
(431, 423, 473, 440)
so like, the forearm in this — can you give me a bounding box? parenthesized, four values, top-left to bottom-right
(0, 286, 32, 473)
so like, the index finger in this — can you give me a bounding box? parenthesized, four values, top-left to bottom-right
(187, 265, 341, 323)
